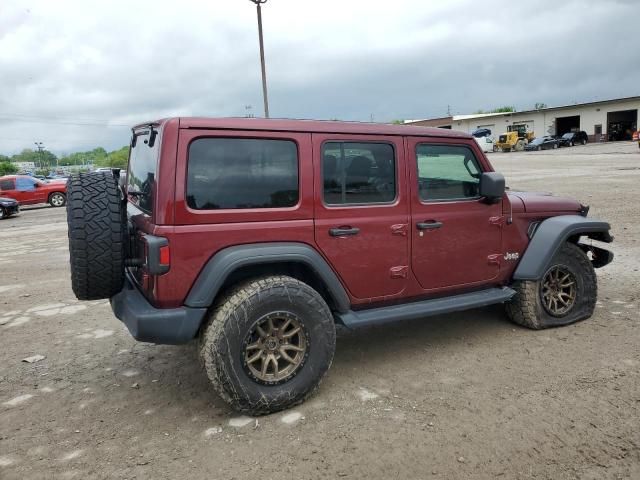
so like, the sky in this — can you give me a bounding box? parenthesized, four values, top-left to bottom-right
(1, 0, 638, 155)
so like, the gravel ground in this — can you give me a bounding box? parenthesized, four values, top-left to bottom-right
(1, 141, 639, 480)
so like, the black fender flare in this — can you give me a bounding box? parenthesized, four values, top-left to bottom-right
(184, 242, 351, 313)
(513, 215, 613, 281)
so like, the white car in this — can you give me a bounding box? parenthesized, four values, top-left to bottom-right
(474, 135, 495, 153)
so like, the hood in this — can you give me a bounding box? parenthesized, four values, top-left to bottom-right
(508, 191, 583, 214)
(0, 196, 18, 204)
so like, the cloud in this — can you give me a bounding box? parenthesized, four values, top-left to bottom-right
(0, 0, 637, 154)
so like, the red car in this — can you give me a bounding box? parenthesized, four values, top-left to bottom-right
(0, 175, 67, 207)
(66, 118, 613, 415)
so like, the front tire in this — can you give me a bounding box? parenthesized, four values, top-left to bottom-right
(505, 243, 596, 329)
(199, 275, 336, 415)
(49, 192, 66, 207)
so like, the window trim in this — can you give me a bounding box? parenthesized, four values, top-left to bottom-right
(415, 143, 484, 204)
(320, 139, 399, 208)
(185, 136, 302, 212)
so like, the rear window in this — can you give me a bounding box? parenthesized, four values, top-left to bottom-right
(186, 138, 299, 210)
(322, 141, 396, 205)
(127, 128, 160, 214)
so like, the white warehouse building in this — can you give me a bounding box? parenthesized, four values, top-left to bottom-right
(407, 96, 639, 142)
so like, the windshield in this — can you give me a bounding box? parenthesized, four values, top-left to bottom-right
(562, 133, 573, 139)
(531, 138, 545, 145)
(127, 126, 161, 215)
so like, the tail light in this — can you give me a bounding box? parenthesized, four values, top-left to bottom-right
(141, 235, 170, 275)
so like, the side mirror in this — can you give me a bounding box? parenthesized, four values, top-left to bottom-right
(479, 172, 505, 203)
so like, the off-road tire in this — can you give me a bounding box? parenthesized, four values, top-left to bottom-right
(506, 242, 596, 329)
(49, 192, 66, 207)
(67, 173, 125, 300)
(199, 275, 336, 415)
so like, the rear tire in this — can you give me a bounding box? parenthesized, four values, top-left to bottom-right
(199, 275, 336, 415)
(506, 243, 596, 329)
(66, 173, 125, 300)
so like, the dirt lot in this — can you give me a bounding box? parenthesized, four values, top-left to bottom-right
(1, 141, 639, 480)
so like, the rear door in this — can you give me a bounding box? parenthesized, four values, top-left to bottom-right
(312, 134, 409, 302)
(408, 138, 503, 292)
(0, 178, 16, 201)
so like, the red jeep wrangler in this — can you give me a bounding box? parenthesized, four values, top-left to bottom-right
(66, 118, 613, 415)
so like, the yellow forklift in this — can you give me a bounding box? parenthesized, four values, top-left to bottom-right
(495, 125, 535, 152)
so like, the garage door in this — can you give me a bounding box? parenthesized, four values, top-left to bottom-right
(607, 110, 638, 141)
(556, 115, 580, 136)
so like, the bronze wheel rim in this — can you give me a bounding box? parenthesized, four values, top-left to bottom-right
(242, 311, 308, 385)
(541, 265, 577, 317)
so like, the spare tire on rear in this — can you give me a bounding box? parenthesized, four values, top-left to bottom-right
(67, 173, 126, 300)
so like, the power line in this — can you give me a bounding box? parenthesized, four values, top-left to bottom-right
(0, 114, 131, 128)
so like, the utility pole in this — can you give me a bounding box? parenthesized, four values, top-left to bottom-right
(249, 0, 270, 118)
(34, 142, 44, 170)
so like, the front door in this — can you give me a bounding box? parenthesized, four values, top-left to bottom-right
(408, 138, 503, 292)
(312, 134, 409, 301)
(15, 177, 46, 205)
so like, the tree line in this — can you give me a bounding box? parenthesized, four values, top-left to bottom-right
(0, 146, 129, 176)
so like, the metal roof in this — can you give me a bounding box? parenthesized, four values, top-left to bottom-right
(173, 117, 471, 138)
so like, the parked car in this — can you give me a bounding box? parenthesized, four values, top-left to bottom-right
(558, 131, 588, 147)
(0, 175, 67, 207)
(525, 136, 559, 151)
(472, 128, 492, 138)
(0, 196, 19, 219)
(474, 135, 495, 153)
(65, 118, 613, 415)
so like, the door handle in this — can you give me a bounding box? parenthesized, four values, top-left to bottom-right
(416, 221, 443, 230)
(329, 226, 360, 237)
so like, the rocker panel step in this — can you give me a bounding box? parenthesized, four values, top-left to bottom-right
(337, 287, 516, 329)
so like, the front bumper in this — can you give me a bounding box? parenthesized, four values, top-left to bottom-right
(1, 204, 19, 215)
(110, 273, 206, 345)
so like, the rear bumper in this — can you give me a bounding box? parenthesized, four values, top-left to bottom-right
(110, 273, 206, 345)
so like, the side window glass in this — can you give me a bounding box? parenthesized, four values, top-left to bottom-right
(187, 138, 298, 210)
(322, 142, 395, 205)
(0, 179, 14, 191)
(15, 178, 36, 192)
(416, 144, 482, 201)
